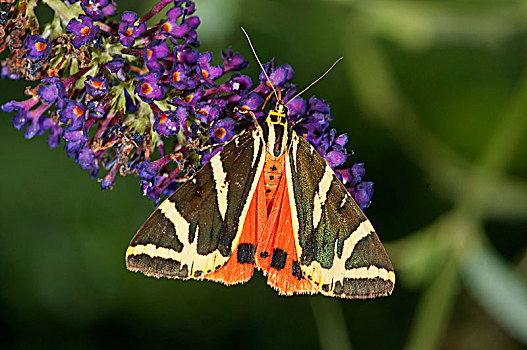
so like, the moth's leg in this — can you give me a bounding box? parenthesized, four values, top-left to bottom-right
(199, 139, 232, 152)
(234, 107, 260, 127)
(291, 117, 304, 126)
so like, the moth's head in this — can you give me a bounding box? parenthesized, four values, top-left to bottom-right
(264, 101, 291, 157)
(266, 101, 288, 126)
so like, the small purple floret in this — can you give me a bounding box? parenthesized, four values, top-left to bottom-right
(64, 129, 88, 158)
(107, 56, 126, 81)
(163, 7, 190, 38)
(222, 48, 249, 72)
(200, 146, 222, 166)
(65, 15, 100, 49)
(40, 117, 63, 148)
(196, 103, 220, 124)
(153, 111, 180, 137)
(59, 100, 85, 131)
(198, 52, 224, 85)
(210, 118, 236, 144)
(1, 64, 19, 80)
(118, 11, 146, 47)
(176, 48, 199, 64)
(135, 73, 165, 102)
(144, 40, 170, 72)
(85, 76, 109, 97)
(169, 63, 197, 90)
(238, 92, 264, 113)
(38, 77, 66, 104)
(77, 147, 96, 170)
(81, 0, 109, 21)
(23, 35, 51, 60)
(136, 160, 161, 180)
(350, 181, 374, 210)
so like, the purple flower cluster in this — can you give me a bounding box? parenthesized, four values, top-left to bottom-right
(1, 0, 374, 209)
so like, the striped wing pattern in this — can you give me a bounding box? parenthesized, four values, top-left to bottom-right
(285, 132, 395, 298)
(126, 128, 266, 280)
(126, 126, 394, 299)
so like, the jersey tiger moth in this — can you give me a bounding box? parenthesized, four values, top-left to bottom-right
(125, 30, 395, 299)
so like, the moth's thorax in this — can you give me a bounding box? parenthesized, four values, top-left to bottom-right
(263, 102, 291, 157)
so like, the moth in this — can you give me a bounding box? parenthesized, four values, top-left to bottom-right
(126, 30, 395, 299)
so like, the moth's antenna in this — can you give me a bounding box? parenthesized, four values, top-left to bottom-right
(241, 27, 279, 101)
(286, 57, 343, 106)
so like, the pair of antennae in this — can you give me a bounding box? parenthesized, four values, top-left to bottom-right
(240, 27, 342, 107)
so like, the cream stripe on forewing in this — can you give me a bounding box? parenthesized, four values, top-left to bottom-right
(337, 219, 373, 269)
(251, 129, 261, 168)
(267, 122, 276, 155)
(302, 219, 395, 290)
(285, 139, 303, 265)
(291, 133, 299, 172)
(229, 128, 266, 254)
(339, 196, 346, 208)
(158, 198, 189, 237)
(126, 200, 228, 276)
(160, 202, 223, 273)
(281, 122, 289, 155)
(210, 152, 228, 221)
(312, 165, 333, 230)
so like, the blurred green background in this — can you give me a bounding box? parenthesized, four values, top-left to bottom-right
(1, 0, 527, 349)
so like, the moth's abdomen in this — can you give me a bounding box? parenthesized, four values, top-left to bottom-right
(263, 153, 285, 214)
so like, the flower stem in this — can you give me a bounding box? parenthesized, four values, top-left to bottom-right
(310, 298, 353, 350)
(140, 0, 174, 23)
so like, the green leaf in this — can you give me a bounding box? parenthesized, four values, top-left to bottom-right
(462, 245, 527, 345)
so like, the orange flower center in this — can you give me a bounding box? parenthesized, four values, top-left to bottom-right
(73, 106, 83, 117)
(81, 27, 91, 37)
(172, 71, 180, 82)
(163, 23, 172, 33)
(141, 83, 153, 95)
(35, 42, 47, 52)
(146, 49, 153, 60)
(201, 69, 209, 79)
(92, 80, 104, 88)
(215, 128, 226, 139)
(125, 28, 132, 36)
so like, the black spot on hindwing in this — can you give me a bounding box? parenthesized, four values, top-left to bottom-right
(237, 243, 256, 264)
(292, 260, 303, 280)
(270, 248, 287, 270)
